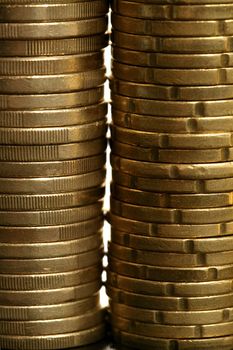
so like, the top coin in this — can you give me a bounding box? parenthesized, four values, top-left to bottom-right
(113, 0, 233, 20)
(0, 1, 108, 22)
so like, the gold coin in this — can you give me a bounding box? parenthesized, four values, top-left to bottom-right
(113, 94, 233, 118)
(0, 248, 103, 274)
(111, 169, 209, 195)
(0, 325, 105, 350)
(0, 216, 103, 243)
(111, 156, 233, 180)
(0, 265, 101, 290)
(112, 13, 228, 37)
(0, 52, 103, 75)
(0, 138, 106, 162)
(112, 47, 233, 69)
(0, 232, 102, 258)
(109, 208, 233, 240)
(113, 329, 233, 350)
(0, 280, 101, 305)
(0, 155, 105, 178)
(0, 309, 103, 335)
(0, 295, 99, 320)
(109, 256, 233, 283)
(110, 301, 233, 326)
(0, 103, 106, 128)
(113, 61, 233, 86)
(108, 212, 229, 238)
(0, 187, 104, 211)
(0, 68, 105, 93)
(111, 78, 233, 101)
(0, 17, 107, 39)
(111, 140, 233, 163)
(0, 34, 108, 56)
(113, 1, 233, 21)
(112, 109, 233, 133)
(0, 202, 102, 226)
(111, 125, 232, 149)
(0, 1, 108, 22)
(107, 271, 233, 297)
(108, 285, 233, 310)
(112, 30, 232, 54)
(111, 198, 233, 224)
(0, 170, 105, 193)
(109, 241, 233, 267)
(111, 184, 233, 208)
(0, 120, 107, 145)
(112, 314, 233, 339)
(0, 87, 104, 110)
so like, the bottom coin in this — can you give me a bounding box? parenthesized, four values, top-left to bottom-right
(113, 329, 233, 350)
(0, 323, 105, 350)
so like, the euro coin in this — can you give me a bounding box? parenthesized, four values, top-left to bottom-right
(0, 265, 102, 291)
(112, 30, 232, 54)
(109, 241, 233, 267)
(0, 155, 105, 178)
(111, 78, 233, 101)
(113, 329, 233, 350)
(111, 140, 233, 163)
(112, 109, 233, 133)
(111, 125, 232, 149)
(0, 232, 102, 258)
(111, 314, 233, 338)
(0, 121, 107, 145)
(0, 280, 102, 305)
(0, 68, 105, 93)
(0, 187, 104, 211)
(0, 138, 106, 162)
(107, 271, 233, 297)
(0, 34, 108, 56)
(111, 184, 233, 209)
(110, 301, 233, 326)
(112, 47, 233, 69)
(0, 87, 104, 110)
(112, 14, 225, 37)
(0, 52, 104, 75)
(0, 17, 107, 39)
(0, 248, 103, 274)
(0, 103, 107, 128)
(112, 1, 233, 21)
(0, 217, 103, 243)
(0, 295, 100, 320)
(0, 309, 103, 335)
(109, 256, 233, 283)
(108, 285, 233, 311)
(0, 203, 102, 226)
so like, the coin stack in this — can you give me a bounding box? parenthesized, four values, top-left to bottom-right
(107, 0, 233, 349)
(0, 0, 108, 349)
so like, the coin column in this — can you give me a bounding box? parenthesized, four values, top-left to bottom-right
(0, 1, 108, 349)
(108, 1, 233, 349)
